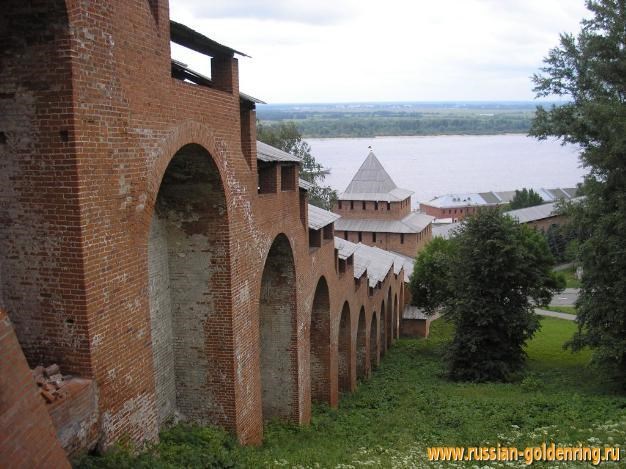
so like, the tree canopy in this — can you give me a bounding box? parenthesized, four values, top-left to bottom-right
(509, 188, 544, 210)
(530, 0, 626, 385)
(257, 121, 337, 210)
(410, 209, 564, 382)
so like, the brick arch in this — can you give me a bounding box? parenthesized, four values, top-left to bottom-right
(143, 126, 235, 430)
(338, 301, 352, 394)
(394, 292, 399, 340)
(380, 300, 386, 356)
(259, 233, 298, 422)
(370, 310, 379, 369)
(387, 287, 393, 347)
(356, 306, 367, 380)
(400, 282, 405, 336)
(310, 276, 331, 404)
(147, 142, 231, 428)
(144, 121, 232, 230)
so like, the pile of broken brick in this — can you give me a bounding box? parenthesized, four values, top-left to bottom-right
(32, 364, 70, 404)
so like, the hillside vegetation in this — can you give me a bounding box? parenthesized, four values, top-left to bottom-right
(78, 318, 625, 468)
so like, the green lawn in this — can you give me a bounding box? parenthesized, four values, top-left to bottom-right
(544, 305, 577, 316)
(78, 318, 626, 468)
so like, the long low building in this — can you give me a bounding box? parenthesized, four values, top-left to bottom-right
(506, 197, 583, 231)
(432, 198, 582, 239)
(421, 187, 579, 221)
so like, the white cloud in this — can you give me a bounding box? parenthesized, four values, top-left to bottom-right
(172, 0, 359, 25)
(169, 0, 591, 102)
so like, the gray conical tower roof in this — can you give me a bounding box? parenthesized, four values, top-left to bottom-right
(339, 151, 413, 202)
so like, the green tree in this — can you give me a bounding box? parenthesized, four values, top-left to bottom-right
(509, 188, 544, 210)
(543, 221, 578, 264)
(257, 121, 337, 210)
(410, 209, 564, 382)
(408, 237, 456, 316)
(530, 0, 626, 384)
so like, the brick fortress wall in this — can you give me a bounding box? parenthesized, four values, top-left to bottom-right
(0, 0, 408, 455)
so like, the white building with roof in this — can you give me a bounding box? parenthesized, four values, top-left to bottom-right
(421, 186, 579, 222)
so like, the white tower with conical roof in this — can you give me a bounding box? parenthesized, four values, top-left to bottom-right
(333, 150, 433, 257)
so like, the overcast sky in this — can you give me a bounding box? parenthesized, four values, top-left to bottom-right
(169, 0, 589, 103)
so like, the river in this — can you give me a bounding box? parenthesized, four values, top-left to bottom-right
(306, 134, 585, 206)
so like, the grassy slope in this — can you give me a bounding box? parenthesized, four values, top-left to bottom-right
(78, 318, 626, 468)
(562, 267, 582, 289)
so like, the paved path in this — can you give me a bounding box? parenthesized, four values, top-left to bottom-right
(553, 262, 575, 272)
(535, 308, 576, 321)
(550, 288, 579, 307)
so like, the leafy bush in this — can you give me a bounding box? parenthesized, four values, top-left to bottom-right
(75, 425, 237, 469)
(521, 374, 544, 392)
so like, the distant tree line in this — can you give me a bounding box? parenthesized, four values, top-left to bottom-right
(257, 114, 533, 138)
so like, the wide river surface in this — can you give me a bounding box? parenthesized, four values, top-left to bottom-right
(306, 134, 585, 206)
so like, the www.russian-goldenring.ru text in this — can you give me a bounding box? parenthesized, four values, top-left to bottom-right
(427, 443, 621, 465)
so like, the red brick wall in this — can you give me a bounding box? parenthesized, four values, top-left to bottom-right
(48, 379, 99, 457)
(420, 203, 480, 221)
(0, 310, 70, 468)
(400, 318, 430, 338)
(527, 215, 566, 232)
(0, 0, 92, 378)
(334, 197, 411, 220)
(399, 287, 433, 338)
